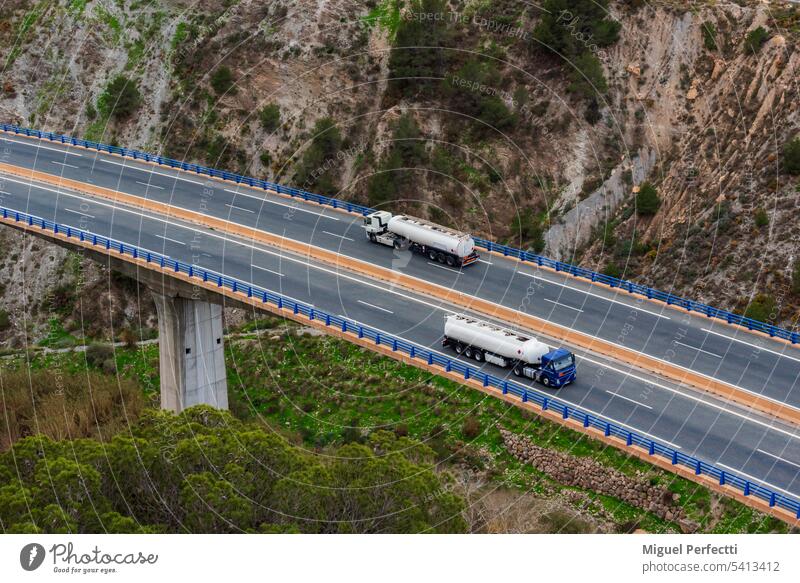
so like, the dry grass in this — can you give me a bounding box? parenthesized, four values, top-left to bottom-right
(0, 368, 143, 449)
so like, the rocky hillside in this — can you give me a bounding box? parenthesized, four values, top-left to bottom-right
(0, 0, 798, 344)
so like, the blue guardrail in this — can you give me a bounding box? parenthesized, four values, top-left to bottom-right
(2, 123, 798, 346)
(1, 203, 798, 521)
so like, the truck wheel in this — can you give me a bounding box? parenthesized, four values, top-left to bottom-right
(542, 376, 551, 387)
(369, 233, 377, 243)
(446, 255, 456, 267)
(394, 239, 402, 249)
(455, 343, 464, 354)
(436, 252, 446, 263)
(513, 366, 523, 377)
(464, 347, 473, 358)
(428, 249, 437, 261)
(473, 349, 484, 362)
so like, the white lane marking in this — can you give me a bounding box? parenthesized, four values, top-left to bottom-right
(518, 271, 671, 320)
(426, 262, 462, 274)
(10, 174, 800, 434)
(757, 449, 800, 471)
(155, 234, 185, 246)
(251, 264, 284, 277)
(357, 300, 394, 314)
(717, 463, 797, 498)
(136, 181, 164, 190)
(578, 353, 800, 441)
(63, 208, 95, 219)
(1, 136, 83, 156)
(322, 230, 353, 241)
(224, 188, 340, 220)
(226, 203, 254, 213)
(100, 158, 205, 185)
(478, 259, 493, 265)
(605, 390, 653, 410)
(543, 298, 584, 313)
(702, 328, 800, 364)
(51, 160, 79, 169)
(674, 341, 722, 359)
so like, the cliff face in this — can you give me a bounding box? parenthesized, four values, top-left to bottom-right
(0, 0, 798, 344)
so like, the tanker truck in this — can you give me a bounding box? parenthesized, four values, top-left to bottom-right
(442, 314, 576, 388)
(362, 211, 480, 267)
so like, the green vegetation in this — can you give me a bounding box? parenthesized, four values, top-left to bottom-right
(783, 136, 800, 175)
(792, 260, 800, 295)
(511, 208, 545, 253)
(635, 182, 661, 216)
(94, 5, 122, 43)
(567, 53, 608, 99)
(368, 113, 427, 206)
(294, 117, 343, 194)
(744, 26, 769, 53)
(0, 323, 786, 533)
(446, 59, 517, 134)
(744, 294, 777, 323)
(0, 405, 465, 533)
(362, 0, 403, 40)
(259, 103, 281, 132)
(602, 262, 622, 279)
(532, 0, 620, 55)
(754, 208, 769, 228)
(702, 22, 718, 51)
(171, 21, 190, 51)
(97, 75, 142, 120)
(388, 0, 451, 98)
(210, 65, 236, 95)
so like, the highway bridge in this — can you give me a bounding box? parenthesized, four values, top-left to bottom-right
(1, 129, 799, 521)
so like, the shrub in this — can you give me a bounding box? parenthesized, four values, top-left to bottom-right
(259, 103, 281, 132)
(85, 343, 114, 368)
(754, 208, 769, 228)
(97, 75, 141, 120)
(744, 294, 777, 323)
(210, 65, 235, 95)
(744, 26, 768, 54)
(635, 182, 661, 216)
(702, 22, 718, 51)
(602, 262, 622, 279)
(462, 416, 480, 439)
(783, 136, 800, 175)
(567, 53, 608, 99)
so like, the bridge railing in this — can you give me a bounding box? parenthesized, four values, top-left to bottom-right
(2, 123, 798, 345)
(2, 203, 798, 521)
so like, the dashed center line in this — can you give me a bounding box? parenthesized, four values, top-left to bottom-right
(226, 203, 254, 213)
(100, 158, 205, 185)
(224, 188, 340, 220)
(251, 264, 284, 277)
(702, 328, 800, 364)
(154, 234, 185, 245)
(136, 181, 164, 190)
(51, 160, 79, 169)
(426, 262, 462, 274)
(63, 208, 95, 219)
(544, 298, 583, 312)
(757, 449, 800, 471)
(357, 300, 394, 314)
(605, 390, 653, 410)
(674, 341, 722, 359)
(322, 230, 354, 241)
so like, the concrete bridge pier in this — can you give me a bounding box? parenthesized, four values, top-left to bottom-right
(152, 292, 228, 413)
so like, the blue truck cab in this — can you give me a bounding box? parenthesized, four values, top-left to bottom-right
(511, 347, 576, 387)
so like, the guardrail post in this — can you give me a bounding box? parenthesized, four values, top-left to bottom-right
(277, 297, 282, 309)
(541, 396, 546, 409)
(409, 345, 415, 358)
(502, 381, 508, 394)
(719, 471, 725, 486)
(743, 482, 750, 496)
(648, 443, 655, 455)
(483, 375, 489, 387)
(341, 320, 347, 332)
(695, 460, 701, 475)
(562, 406, 568, 420)
(604, 423, 611, 437)
(445, 361, 451, 372)
(427, 352, 433, 365)
(309, 309, 315, 321)
(626, 433, 632, 446)
(325, 314, 331, 326)
(293, 303, 298, 315)
(358, 326, 363, 338)
(392, 338, 397, 351)
(522, 391, 527, 403)
(671, 451, 678, 465)
(464, 368, 470, 380)
(583, 415, 589, 428)
(769, 493, 776, 507)
(375, 333, 380, 345)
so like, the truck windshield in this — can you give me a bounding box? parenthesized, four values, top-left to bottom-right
(550, 355, 574, 371)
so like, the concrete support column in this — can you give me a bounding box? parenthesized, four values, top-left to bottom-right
(152, 292, 228, 412)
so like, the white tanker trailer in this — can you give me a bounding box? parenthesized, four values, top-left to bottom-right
(362, 211, 480, 267)
(442, 315, 576, 388)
